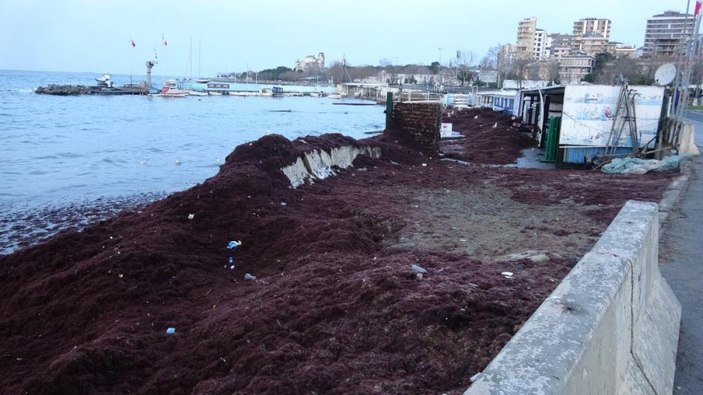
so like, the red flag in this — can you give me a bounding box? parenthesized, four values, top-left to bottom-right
(130, 40, 136, 48)
(695, 0, 702, 16)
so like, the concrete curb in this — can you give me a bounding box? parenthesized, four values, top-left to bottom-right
(658, 160, 695, 225)
(465, 201, 682, 394)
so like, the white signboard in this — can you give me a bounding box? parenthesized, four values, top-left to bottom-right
(560, 85, 664, 147)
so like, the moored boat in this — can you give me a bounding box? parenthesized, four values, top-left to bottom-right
(158, 80, 187, 97)
(259, 86, 284, 97)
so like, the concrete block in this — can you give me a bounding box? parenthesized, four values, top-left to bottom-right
(630, 279, 681, 394)
(389, 102, 441, 156)
(280, 157, 310, 188)
(465, 201, 681, 395)
(280, 145, 381, 188)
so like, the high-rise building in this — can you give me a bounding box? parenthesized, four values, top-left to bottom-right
(570, 18, 612, 56)
(643, 11, 696, 57)
(547, 33, 575, 59)
(516, 17, 537, 58)
(573, 18, 611, 40)
(572, 35, 610, 55)
(534, 29, 548, 59)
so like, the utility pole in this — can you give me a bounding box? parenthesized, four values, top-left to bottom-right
(668, 0, 702, 153)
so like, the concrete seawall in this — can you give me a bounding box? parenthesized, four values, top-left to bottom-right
(466, 200, 681, 394)
(281, 145, 381, 188)
(278, 143, 682, 393)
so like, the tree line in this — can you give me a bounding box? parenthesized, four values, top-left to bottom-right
(217, 47, 703, 88)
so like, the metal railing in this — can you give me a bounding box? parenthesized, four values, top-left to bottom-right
(395, 91, 443, 103)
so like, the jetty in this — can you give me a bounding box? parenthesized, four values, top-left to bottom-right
(35, 61, 155, 96)
(35, 81, 148, 96)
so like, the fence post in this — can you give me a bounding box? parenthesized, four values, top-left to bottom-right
(385, 92, 394, 129)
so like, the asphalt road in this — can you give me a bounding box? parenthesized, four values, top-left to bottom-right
(659, 110, 703, 394)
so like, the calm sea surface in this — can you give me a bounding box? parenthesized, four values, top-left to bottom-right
(0, 70, 384, 253)
(0, 70, 384, 205)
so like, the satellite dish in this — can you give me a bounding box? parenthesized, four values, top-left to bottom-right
(654, 63, 676, 86)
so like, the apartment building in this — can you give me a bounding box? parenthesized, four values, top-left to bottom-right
(558, 53, 595, 84)
(572, 35, 610, 55)
(642, 11, 696, 57)
(567, 17, 611, 55)
(547, 33, 575, 59)
(534, 29, 548, 59)
(516, 17, 537, 58)
(610, 42, 638, 58)
(573, 18, 611, 40)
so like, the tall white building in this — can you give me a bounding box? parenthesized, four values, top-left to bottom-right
(533, 29, 548, 59)
(643, 11, 696, 57)
(573, 18, 611, 40)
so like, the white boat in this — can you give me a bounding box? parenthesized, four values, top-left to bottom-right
(159, 80, 187, 97)
(259, 86, 284, 97)
(187, 90, 208, 96)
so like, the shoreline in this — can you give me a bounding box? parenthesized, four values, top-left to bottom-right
(0, 192, 165, 256)
(0, 109, 677, 393)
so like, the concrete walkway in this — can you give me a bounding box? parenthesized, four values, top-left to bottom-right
(659, 110, 703, 394)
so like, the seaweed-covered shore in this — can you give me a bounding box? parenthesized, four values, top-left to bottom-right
(0, 108, 674, 394)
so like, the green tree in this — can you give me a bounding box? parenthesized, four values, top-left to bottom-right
(591, 55, 653, 85)
(583, 73, 596, 83)
(429, 61, 440, 74)
(591, 52, 614, 76)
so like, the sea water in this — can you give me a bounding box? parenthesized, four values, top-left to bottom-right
(0, 70, 384, 205)
(0, 70, 385, 253)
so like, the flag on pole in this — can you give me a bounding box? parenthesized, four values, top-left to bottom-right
(695, 0, 702, 16)
(130, 39, 136, 48)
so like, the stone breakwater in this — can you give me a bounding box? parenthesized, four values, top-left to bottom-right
(35, 84, 147, 95)
(35, 84, 92, 95)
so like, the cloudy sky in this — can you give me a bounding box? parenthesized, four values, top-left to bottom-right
(0, 0, 695, 77)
